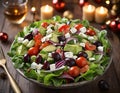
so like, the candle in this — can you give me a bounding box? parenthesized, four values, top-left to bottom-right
(82, 5, 96, 21)
(40, 5, 53, 20)
(95, 6, 108, 23)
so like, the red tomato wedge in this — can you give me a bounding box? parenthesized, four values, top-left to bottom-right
(76, 57, 88, 68)
(58, 24, 70, 34)
(75, 24, 83, 30)
(34, 33, 43, 47)
(80, 65, 89, 73)
(85, 42, 96, 51)
(86, 29, 96, 36)
(68, 66, 80, 77)
(41, 22, 49, 28)
(40, 41, 50, 50)
(28, 47, 39, 56)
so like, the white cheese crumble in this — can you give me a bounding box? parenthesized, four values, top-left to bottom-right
(70, 27, 77, 34)
(64, 52, 73, 58)
(98, 46, 103, 52)
(89, 57, 96, 61)
(31, 62, 37, 69)
(74, 40, 77, 44)
(47, 24, 54, 29)
(46, 28, 53, 34)
(80, 27, 87, 33)
(50, 64, 56, 71)
(48, 53, 52, 57)
(41, 34, 52, 42)
(65, 33, 71, 38)
(80, 43, 85, 47)
(31, 62, 43, 70)
(73, 56, 77, 59)
(17, 37, 24, 43)
(88, 36, 94, 40)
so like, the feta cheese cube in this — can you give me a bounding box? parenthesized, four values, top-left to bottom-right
(31, 62, 37, 69)
(64, 52, 73, 58)
(47, 24, 54, 29)
(80, 43, 85, 47)
(50, 64, 56, 71)
(73, 56, 77, 59)
(70, 27, 77, 34)
(22, 39, 29, 46)
(48, 53, 52, 57)
(46, 28, 53, 34)
(36, 64, 43, 70)
(80, 27, 87, 33)
(65, 33, 71, 38)
(89, 57, 95, 61)
(17, 37, 24, 43)
(98, 46, 103, 52)
(88, 36, 94, 40)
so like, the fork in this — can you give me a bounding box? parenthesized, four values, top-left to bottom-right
(0, 47, 21, 93)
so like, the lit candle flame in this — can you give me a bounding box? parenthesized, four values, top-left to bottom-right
(100, 6, 105, 14)
(88, 5, 93, 11)
(14, 9, 18, 15)
(45, 5, 49, 12)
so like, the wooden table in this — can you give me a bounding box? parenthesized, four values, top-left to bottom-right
(0, 0, 120, 93)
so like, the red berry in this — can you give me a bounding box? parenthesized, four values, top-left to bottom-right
(0, 32, 8, 42)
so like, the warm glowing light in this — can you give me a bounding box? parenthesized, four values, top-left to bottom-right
(45, 5, 50, 12)
(14, 9, 18, 14)
(106, 0, 110, 4)
(88, 5, 93, 11)
(100, 6, 105, 14)
(31, 7, 36, 12)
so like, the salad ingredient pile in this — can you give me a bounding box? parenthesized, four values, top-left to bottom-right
(8, 16, 111, 86)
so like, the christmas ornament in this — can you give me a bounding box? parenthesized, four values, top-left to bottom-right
(63, 10, 73, 19)
(94, 0, 103, 4)
(0, 32, 8, 42)
(52, 0, 66, 11)
(78, 0, 89, 7)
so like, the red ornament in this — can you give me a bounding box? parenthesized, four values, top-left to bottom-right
(117, 23, 120, 30)
(52, 0, 66, 11)
(94, 0, 102, 4)
(109, 20, 117, 31)
(0, 32, 8, 42)
(79, 0, 88, 7)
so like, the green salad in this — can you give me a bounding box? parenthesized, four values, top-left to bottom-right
(8, 16, 111, 86)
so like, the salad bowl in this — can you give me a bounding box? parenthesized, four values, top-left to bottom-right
(8, 16, 112, 89)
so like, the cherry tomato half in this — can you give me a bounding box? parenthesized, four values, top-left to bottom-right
(86, 29, 96, 36)
(80, 65, 89, 73)
(75, 24, 83, 30)
(58, 24, 70, 34)
(68, 66, 80, 77)
(85, 42, 96, 51)
(41, 22, 49, 28)
(76, 57, 88, 68)
(40, 41, 50, 50)
(28, 47, 39, 56)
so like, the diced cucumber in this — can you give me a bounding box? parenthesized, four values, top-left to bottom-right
(39, 51, 48, 60)
(42, 45, 56, 52)
(85, 50, 93, 58)
(64, 44, 82, 54)
(31, 55, 37, 62)
(17, 45, 27, 55)
(27, 40, 35, 48)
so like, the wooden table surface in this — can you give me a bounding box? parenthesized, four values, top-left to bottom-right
(0, 0, 120, 93)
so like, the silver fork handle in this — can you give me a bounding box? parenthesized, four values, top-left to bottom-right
(2, 65, 21, 93)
